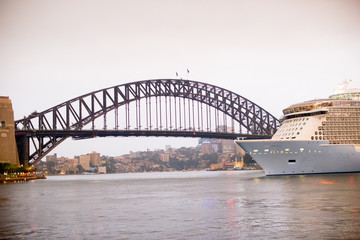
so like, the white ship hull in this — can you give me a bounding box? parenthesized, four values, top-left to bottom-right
(236, 140, 360, 176)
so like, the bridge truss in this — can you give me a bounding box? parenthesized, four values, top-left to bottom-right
(15, 79, 280, 166)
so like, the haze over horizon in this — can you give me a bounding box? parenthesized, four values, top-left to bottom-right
(1, 0, 360, 157)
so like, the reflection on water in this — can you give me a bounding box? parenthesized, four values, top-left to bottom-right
(0, 171, 359, 239)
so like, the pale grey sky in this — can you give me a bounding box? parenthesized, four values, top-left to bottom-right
(1, 0, 360, 157)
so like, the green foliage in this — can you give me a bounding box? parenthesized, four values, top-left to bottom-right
(0, 163, 33, 174)
(243, 153, 256, 164)
(169, 158, 185, 170)
(45, 161, 56, 174)
(200, 153, 218, 161)
(185, 159, 199, 169)
(104, 158, 116, 173)
(76, 164, 85, 173)
(0, 163, 11, 174)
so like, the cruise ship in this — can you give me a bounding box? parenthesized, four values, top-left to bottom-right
(236, 82, 360, 175)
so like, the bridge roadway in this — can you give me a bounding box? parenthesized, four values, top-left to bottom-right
(15, 129, 272, 140)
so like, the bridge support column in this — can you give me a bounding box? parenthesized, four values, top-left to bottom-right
(16, 135, 29, 168)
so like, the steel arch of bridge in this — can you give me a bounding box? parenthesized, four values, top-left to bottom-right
(15, 79, 280, 166)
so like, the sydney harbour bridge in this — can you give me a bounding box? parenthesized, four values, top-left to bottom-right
(14, 79, 280, 167)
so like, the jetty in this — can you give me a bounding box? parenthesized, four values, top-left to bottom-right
(0, 173, 46, 183)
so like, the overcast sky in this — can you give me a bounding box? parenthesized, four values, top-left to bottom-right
(1, 0, 360, 157)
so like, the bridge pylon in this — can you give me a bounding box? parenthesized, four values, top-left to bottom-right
(0, 96, 20, 166)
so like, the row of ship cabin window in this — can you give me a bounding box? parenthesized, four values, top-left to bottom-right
(252, 148, 322, 154)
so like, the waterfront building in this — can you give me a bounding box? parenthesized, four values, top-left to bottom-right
(220, 139, 236, 154)
(217, 125, 234, 133)
(201, 142, 214, 154)
(129, 151, 140, 158)
(160, 153, 170, 162)
(65, 159, 78, 173)
(97, 166, 106, 174)
(46, 153, 57, 162)
(79, 154, 90, 170)
(89, 151, 100, 166)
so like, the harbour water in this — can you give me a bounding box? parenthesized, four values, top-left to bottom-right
(0, 170, 359, 239)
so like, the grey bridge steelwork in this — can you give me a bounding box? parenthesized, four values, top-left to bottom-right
(15, 79, 280, 167)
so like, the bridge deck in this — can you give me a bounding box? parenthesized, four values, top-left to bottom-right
(16, 130, 272, 140)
